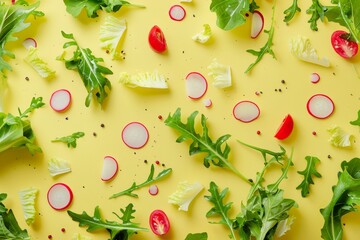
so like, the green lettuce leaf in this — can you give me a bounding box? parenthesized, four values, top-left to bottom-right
(168, 181, 203, 211)
(185, 232, 208, 240)
(210, 0, 249, 30)
(327, 125, 354, 148)
(192, 24, 212, 43)
(24, 46, 56, 79)
(118, 70, 168, 89)
(99, 15, 127, 60)
(207, 58, 232, 88)
(18, 187, 38, 225)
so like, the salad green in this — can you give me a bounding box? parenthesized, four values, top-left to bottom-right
(48, 157, 72, 177)
(18, 187, 38, 225)
(168, 181, 203, 211)
(327, 125, 353, 148)
(283, 0, 301, 23)
(296, 156, 322, 197)
(24, 46, 56, 79)
(51, 131, 85, 148)
(118, 70, 168, 89)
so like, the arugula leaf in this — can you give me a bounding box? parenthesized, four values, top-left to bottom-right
(350, 110, 360, 126)
(209, 0, 250, 30)
(283, 0, 301, 23)
(249, 0, 259, 13)
(185, 232, 208, 240)
(165, 108, 250, 183)
(306, 0, 327, 31)
(0, 193, 30, 240)
(0, 1, 42, 73)
(0, 97, 44, 155)
(51, 131, 85, 148)
(60, 31, 112, 107)
(63, 0, 145, 18)
(245, 5, 276, 73)
(296, 156, 322, 197)
(320, 158, 360, 240)
(205, 182, 237, 240)
(67, 204, 148, 240)
(110, 164, 172, 198)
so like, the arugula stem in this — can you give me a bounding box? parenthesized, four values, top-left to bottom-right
(338, 1, 359, 43)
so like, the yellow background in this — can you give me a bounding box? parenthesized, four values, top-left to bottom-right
(1, 0, 360, 239)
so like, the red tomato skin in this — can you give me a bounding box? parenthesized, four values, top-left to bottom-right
(149, 209, 170, 236)
(274, 114, 294, 140)
(331, 30, 358, 59)
(148, 25, 167, 53)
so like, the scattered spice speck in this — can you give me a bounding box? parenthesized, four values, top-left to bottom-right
(61, 228, 65, 233)
(257, 130, 261, 135)
(93, 132, 97, 137)
(48, 235, 52, 239)
(155, 160, 160, 165)
(158, 115, 163, 120)
(312, 131, 317, 136)
(328, 155, 332, 159)
(281, 79, 285, 84)
(144, 159, 148, 164)
(100, 123, 105, 128)
(25, 76, 29, 81)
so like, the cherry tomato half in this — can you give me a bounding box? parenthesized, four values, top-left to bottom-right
(274, 114, 294, 140)
(331, 30, 358, 59)
(148, 25, 167, 53)
(149, 209, 170, 236)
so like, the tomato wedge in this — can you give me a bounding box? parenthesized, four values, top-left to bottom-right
(148, 25, 167, 53)
(331, 30, 358, 59)
(149, 209, 170, 236)
(274, 114, 294, 140)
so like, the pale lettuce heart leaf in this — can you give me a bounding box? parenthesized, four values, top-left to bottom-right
(168, 181, 203, 211)
(24, 47, 56, 79)
(192, 24, 212, 43)
(48, 157, 71, 177)
(99, 16, 127, 60)
(289, 36, 330, 67)
(275, 215, 295, 238)
(207, 58, 232, 88)
(119, 70, 168, 89)
(72, 233, 93, 240)
(327, 125, 354, 148)
(18, 187, 38, 225)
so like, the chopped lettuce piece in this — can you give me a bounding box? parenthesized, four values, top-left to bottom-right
(0, 73, 7, 112)
(72, 233, 92, 240)
(289, 36, 330, 67)
(119, 70, 168, 89)
(48, 157, 71, 177)
(207, 58, 232, 88)
(327, 125, 354, 148)
(99, 16, 127, 60)
(24, 47, 56, 79)
(168, 181, 203, 211)
(192, 24, 212, 43)
(275, 215, 295, 238)
(18, 187, 38, 225)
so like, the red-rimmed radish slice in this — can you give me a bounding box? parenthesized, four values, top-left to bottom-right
(47, 183, 73, 210)
(251, 11, 264, 39)
(203, 98, 212, 108)
(310, 73, 320, 83)
(169, 5, 186, 21)
(274, 114, 294, 140)
(307, 94, 335, 119)
(233, 101, 260, 123)
(22, 38, 37, 50)
(50, 89, 72, 112)
(149, 185, 159, 195)
(122, 122, 149, 149)
(11, 0, 15, 4)
(101, 156, 118, 181)
(185, 72, 208, 99)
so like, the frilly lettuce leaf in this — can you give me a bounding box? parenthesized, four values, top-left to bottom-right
(99, 16, 127, 60)
(168, 181, 203, 211)
(119, 70, 168, 88)
(275, 215, 295, 238)
(18, 187, 38, 225)
(72, 233, 92, 240)
(192, 24, 212, 43)
(289, 36, 330, 67)
(48, 157, 71, 177)
(207, 58, 232, 88)
(24, 47, 56, 79)
(327, 125, 354, 148)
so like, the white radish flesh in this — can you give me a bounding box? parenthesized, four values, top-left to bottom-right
(251, 11, 264, 39)
(185, 72, 208, 99)
(307, 94, 335, 119)
(233, 101, 260, 122)
(47, 183, 73, 210)
(50, 89, 72, 112)
(101, 156, 118, 181)
(22, 38, 37, 50)
(203, 99, 212, 108)
(122, 122, 149, 149)
(169, 5, 186, 21)
(310, 73, 320, 83)
(149, 185, 159, 195)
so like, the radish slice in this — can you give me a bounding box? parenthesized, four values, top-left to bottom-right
(22, 38, 37, 50)
(50, 89, 72, 112)
(11, 0, 15, 4)
(185, 72, 208, 99)
(169, 5, 186, 21)
(307, 94, 335, 119)
(310, 73, 320, 83)
(101, 156, 118, 181)
(233, 101, 260, 122)
(47, 183, 73, 210)
(122, 122, 149, 149)
(149, 185, 159, 195)
(203, 98, 212, 108)
(251, 11, 264, 39)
